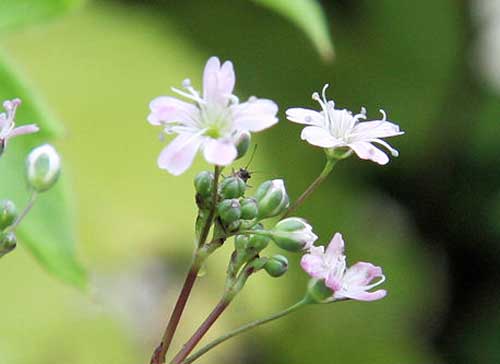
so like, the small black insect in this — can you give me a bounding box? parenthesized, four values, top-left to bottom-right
(233, 145, 257, 183)
(234, 167, 252, 183)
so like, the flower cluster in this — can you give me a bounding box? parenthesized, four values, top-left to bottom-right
(146, 57, 403, 364)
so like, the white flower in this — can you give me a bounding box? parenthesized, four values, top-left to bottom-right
(286, 85, 404, 165)
(0, 98, 39, 155)
(148, 57, 279, 175)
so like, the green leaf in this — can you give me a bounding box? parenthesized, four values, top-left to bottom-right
(0, 0, 84, 32)
(251, 0, 334, 60)
(0, 53, 86, 288)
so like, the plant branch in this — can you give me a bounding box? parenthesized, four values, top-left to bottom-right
(181, 299, 309, 364)
(284, 159, 336, 218)
(150, 166, 222, 364)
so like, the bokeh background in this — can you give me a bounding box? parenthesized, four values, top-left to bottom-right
(1, 0, 500, 363)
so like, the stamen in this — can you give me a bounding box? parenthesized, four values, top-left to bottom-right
(171, 87, 206, 105)
(182, 78, 192, 88)
(321, 84, 330, 104)
(379, 109, 387, 121)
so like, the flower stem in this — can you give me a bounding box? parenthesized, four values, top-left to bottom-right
(284, 159, 336, 218)
(150, 166, 222, 364)
(5, 190, 37, 232)
(170, 297, 231, 364)
(181, 299, 309, 364)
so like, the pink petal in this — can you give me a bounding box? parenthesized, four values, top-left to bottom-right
(148, 96, 199, 126)
(8, 124, 39, 139)
(202, 57, 235, 106)
(202, 138, 237, 166)
(300, 253, 327, 279)
(231, 98, 278, 132)
(348, 141, 389, 165)
(343, 262, 383, 286)
(325, 233, 344, 258)
(350, 120, 403, 140)
(340, 289, 387, 302)
(286, 108, 324, 126)
(301, 126, 340, 148)
(157, 134, 202, 175)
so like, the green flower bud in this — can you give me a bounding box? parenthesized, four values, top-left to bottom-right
(234, 234, 249, 252)
(254, 179, 289, 219)
(0, 200, 17, 230)
(235, 131, 251, 159)
(26, 144, 61, 192)
(194, 171, 214, 198)
(217, 199, 241, 225)
(240, 198, 258, 220)
(220, 176, 246, 199)
(267, 217, 318, 252)
(305, 279, 334, 304)
(247, 234, 270, 252)
(264, 255, 288, 277)
(0, 231, 17, 257)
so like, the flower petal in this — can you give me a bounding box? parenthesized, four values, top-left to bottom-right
(148, 96, 199, 127)
(286, 108, 324, 126)
(300, 253, 328, 279)
(348, 141, 389, 165)
(325, 232, 344, 259)
(301, 126, 340, 148)
(342, 262, 384, 287)
(7, 124, 39, 139)
(350, 120, 403, 141)
(157, 133, 202, 176)
(202, 57, 235, 106)
(202, 138, 237, 166)
(338, 289, 387, 301)
(231, 98, 279, 132)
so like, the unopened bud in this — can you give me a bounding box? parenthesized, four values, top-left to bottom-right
(194, 171, 214, 198)
(254, 179, 289, 219)
(26, 144, 61, 192)
(0, 200, 17, 230)
(0, 231, 17, 257)
(235, 131, 251, 159)
(247, 234, 270, 252)
(267, 217, 317, 252)
(217, 199, 241, 225)
(240, 198, 258, 220)
(264, 255, 288, 277)
(220, 176, 246, 199)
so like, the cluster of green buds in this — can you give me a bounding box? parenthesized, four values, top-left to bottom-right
(0, 144, 61, 259)
(193, 166, 317, 298)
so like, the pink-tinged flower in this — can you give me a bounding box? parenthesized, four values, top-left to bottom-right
(301, 233, 386, 302)
(0, 99, 39, 155)
(286, 85, 404, 165)
(148, 57, 279, 175)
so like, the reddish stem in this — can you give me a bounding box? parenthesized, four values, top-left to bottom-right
(170, 298, 230, 364)
(150, 265, 201, 364)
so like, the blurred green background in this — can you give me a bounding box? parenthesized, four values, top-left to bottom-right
(1, 0, 500, 363)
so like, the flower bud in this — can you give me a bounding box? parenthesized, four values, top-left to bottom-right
(234, 234, 249, 252)
(0, 231, 17, 257)
(26, 144, 61, 192)
(0, 200, 17, 230)
(194, 171, 214, 198)
(267, 217, 317, 252)
(235, 131, 251, 159)
(264, 255, 288, 277)
(254, 179, 289, 219)
(217, 199, 241, 225)
(220, 176, 246, 199)
(247, 234, 270, 252)
(240, 198, 258, 220)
